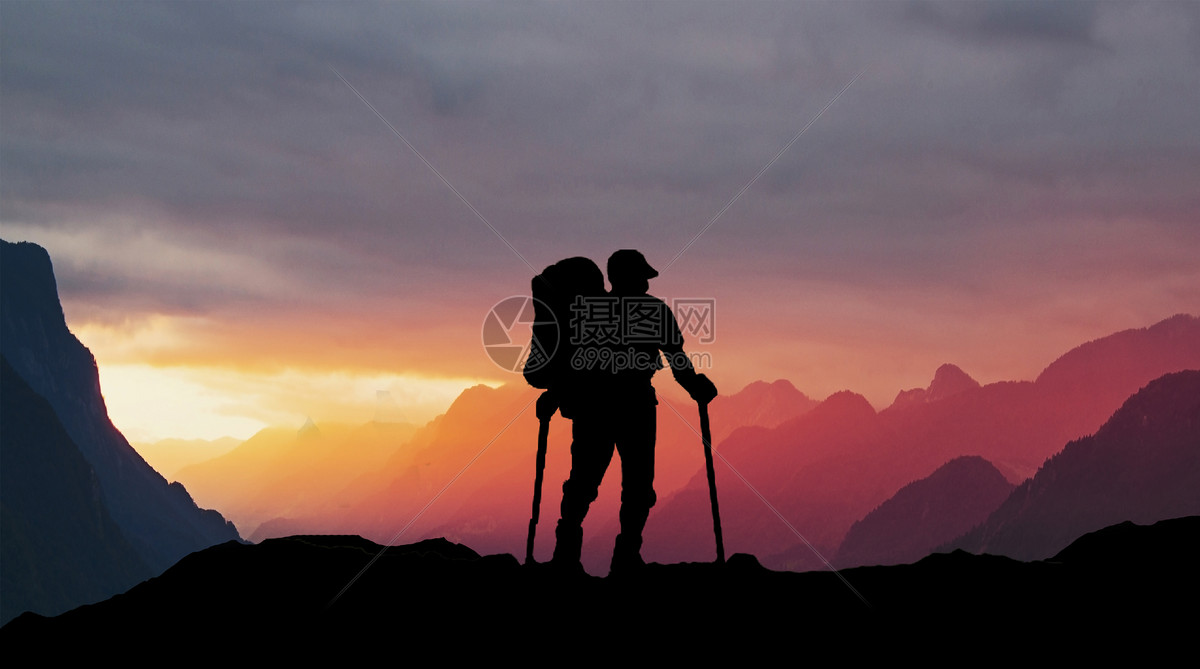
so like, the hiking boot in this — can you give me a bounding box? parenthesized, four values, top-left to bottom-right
(609, 534, 645, 577)
(551, 522, 584, 573)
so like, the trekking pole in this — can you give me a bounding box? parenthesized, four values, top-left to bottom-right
(700, 400, 726, 564)
(525, 413, 551, 565)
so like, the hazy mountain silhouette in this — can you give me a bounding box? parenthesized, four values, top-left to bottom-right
(880, 315, 1200, 479)
(701, 378, 819, 436)
(4, 517, 1195, 657)
(835, 455, 1015, 568)
(149, 313, 1200, 576)
(648, 390, 889, 569)
(132, 436, 242, 480)
(250, 313, 1199, 574)
(1035, 314, 1200, 430)
(0, 240, 239, 575)
(249, 383, 573, 550)
(174, 420, 417, 537)
(246, 379, 815, 574)
(648, 315, 1200, 570)
(889, 363, 981, 408)
(1, 357, 150, 625)
(946, 370, 1200, 561)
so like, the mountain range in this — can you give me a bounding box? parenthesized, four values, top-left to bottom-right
(947, 369, 1200, 560)
(235, 378, 819, 569)
(174, 421, 418, 536)
(177, 313, 1200, 575)
(646, 315, 1200, 570)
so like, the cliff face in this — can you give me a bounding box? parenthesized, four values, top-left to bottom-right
(1, 357, 151, 624)
(0, 239, 240, 575)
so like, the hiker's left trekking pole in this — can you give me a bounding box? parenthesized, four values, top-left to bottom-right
(526, 392, 554, 565)
(700, 400, 726, 564)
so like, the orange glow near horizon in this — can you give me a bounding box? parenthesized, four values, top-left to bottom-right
(95, 361, 504, 443)
(71, 284, 1198, 446)
(79, 312, 508, 443)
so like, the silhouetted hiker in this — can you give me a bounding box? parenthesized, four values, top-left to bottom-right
(545, 249, 717, 575)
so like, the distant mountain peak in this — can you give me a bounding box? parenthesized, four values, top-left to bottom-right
(890, 363, 980, 409)
(735, 378, 799, 395)
(299, 416, 320, 438)
(813, 390, 876, 423)
(0, 240, 66, 331)
(929, 363, 980, 398)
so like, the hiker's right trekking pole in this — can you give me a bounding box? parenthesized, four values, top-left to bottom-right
(525, 414, 552, 565)
(700, 400, 725, 564)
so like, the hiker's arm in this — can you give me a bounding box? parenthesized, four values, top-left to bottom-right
(661, 304, 718, 404)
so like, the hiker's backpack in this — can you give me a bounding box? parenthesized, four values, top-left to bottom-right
(524, 257, 605, 391)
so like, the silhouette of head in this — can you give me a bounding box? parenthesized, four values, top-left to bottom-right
(607, 249, 657, 295)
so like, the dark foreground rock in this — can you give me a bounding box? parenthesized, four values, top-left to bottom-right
(3, 517, 1196, 659)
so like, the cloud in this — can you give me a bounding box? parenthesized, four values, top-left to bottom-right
(905, 0, 1103, 48)
(2, 1, 1197, 394)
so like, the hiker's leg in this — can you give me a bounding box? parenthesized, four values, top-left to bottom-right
(560, 416, 615, 526)
(555, 413, 614, 563)
(613, 402, 657, 569)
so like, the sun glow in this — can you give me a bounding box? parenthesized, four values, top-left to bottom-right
(95, 363, 502, 443)
(72, 315, 506, 443)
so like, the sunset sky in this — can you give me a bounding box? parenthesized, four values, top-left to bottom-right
(2, 1, 1197, 442)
